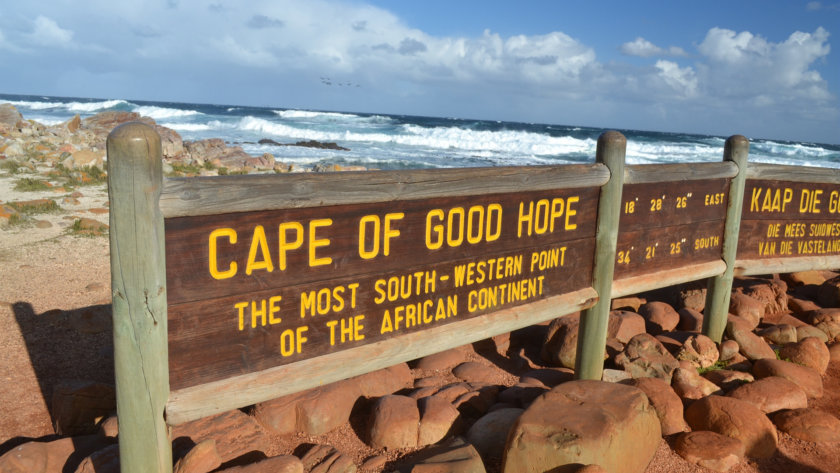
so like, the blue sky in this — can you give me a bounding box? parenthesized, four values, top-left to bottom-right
(0, 0, 837, 143)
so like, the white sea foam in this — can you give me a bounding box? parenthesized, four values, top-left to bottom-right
(274, 110, 360, 119)
(161, 122, 214, 131)
(7, 99, 128, 112)
(133, 105, 202, 120)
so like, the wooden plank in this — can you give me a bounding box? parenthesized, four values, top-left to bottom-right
(612, 260, 725, 299)
(107, 123, 172, 473)
(741, 180, 840, 221)
(613, 221, 725, 279)
(576, 131, 625, 380)
(618, 179, 729, 231)
(747, 163, 840, 184)
(165, 187, 600, 306)
(165, 286, 598, 426)
(168, 237, 594, 389)
(159, 164, 610, 218)
(736, 256, 840, 276)
(703, 135, 749, 343)
(737, 219, 840, 260)
(624, 162, 737, 184)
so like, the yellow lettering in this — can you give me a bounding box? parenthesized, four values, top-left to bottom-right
(308, 219, 333, 267)
(278, 222, 303, 270)
(245, 225, 274, 275)
(209, 228, 238, 279)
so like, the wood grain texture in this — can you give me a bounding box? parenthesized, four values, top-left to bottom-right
(747, 163, 840, 184)
(624, 162, 737, 184)
(735, 256, 840, 276)
(107, 123, 172, 473)
(612, 260, 725, 298)
(742, 180, 840, 221)
(159, 164, 610, 218)
(576, 131, 626, 380)
(613, 221, 725, 279)
(165, 287, 597, 426)
(618, 179, 729, 231)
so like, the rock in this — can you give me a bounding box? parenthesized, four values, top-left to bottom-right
(739, 278, 788, 316)
(685, 395, 777, 458)
(518, 367, 574, 388)
(830, 342, 840, 361)
(417, 396, 460, 446)
(808, 308, 840, 341)
(623, 377, 688, 435)
(174, 439, 222, 473)
(98, 415, 119, 438)
(397, 437, 485, 473)
(719, 340, 740, 361)
(575, 466, 608, 473)
(783, 270, 828, 287)
(433, 383, 471, 404)
(73, 217, 108, 236)
(611, 296, 646, 312)
(414, 348, 467, 371)
(702, 369, 754, 391)
(497, 383, 548, 408)
(614, 333, 680, 383)
(638, 301, 680, 334)
(72, 150, 104, 168)
(0, 435, 106, 473)
(797, 324, 829, 343)
(502, 380, 660, 473)
(356, 363, 412, 397)
(369, 395, 420, 449)
(729, 292, 764, 329)
(772, 408, 840, 443)
(817, 275, 840, 307)
(788, 297, 821, 316)
(675, 334, 719, 369)
(465, 408, 523, 462)
(0, 103, 23, 127)
(674, 431, 745, 472)
(452, 362, 498, 384)
(218, 455, 303, 473)
(671, 367, 723, 402)
(541, 313, 583, 369)
(727, 376, 807, 413)
(299, 445, 354, 473)
(360, 455, 387, 471)
(74, 444, 120, 473)
(452, 386, 498, 418)
(677, 308, 704, 332)
(752, 359, 823, 398)
(725, 317, 776, 361)
(254, 379, 359, 436)
(601, 368, 632, 383)
(172, 410, 268, 463)
(675, 284, 706, 312)
(608, 310, 647, 343)
(778, 336, 830, 374)
(51, 380, 116, 435)
(756, 324, 798, 345)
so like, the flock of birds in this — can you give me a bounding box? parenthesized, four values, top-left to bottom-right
(320, 76, 361, 87)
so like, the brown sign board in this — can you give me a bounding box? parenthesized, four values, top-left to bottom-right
(738, 179, 840, 260)
(165, 188, 599, 390)
(614, 179, 730, 279)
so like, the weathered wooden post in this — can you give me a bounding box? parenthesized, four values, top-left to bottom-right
(107, 123, 172, 473)
(703, 135, 749, 342)
(575, 131, 626, 380)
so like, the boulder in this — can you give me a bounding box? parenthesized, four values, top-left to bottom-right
(74, 444, 120, 473)
(671, 367, 723, 403)
(830, 342, 840, 361)
(417, 396, 461, 446)
(797, 324, 829, 343)
(369, 395, 420, 449)
(778, 337, 830, 374)
(637, 301, 680, 334)
(701, 369, 754, 391)
(397, 437, 485, 473)
(674, 431, 745, 472)
(51, 380, 116, 435)
(608, 310, 647, 343)
(808, 308, 840, 341)
(729, 292, 764, 329)
(541, 313, 583, 369)
(788, 297, 821, 316)
(816, 275, 840, 307)
(254, 379, 360, 436)
(752, 358, 823, 398)
(718, 340, 740, 361)
(172, 410, 268, 463)
(174, 439, 222, 473)
(677, 308, 704, 332)
(684, 395, 777, 458)
(725, 317, 776, 361)
(782, 270, 828, 287)
(452, 362, 499, 385)
(739, 278, 788, 316)
(772, 408, 840, 443)
(756, 324, 798, 345)
(0, 435, 106, 473)
(502, 380, 660, 473)
(465, 408, 523, 462)
(623, 377, 688, 435)
(413, 348, 467, 371)
(0, 103, 23, 127)
(614, 333, 680, 383)
(299, 445, 354, 473)
(675, 334, 719, 369)
(356, 363, 412, 397)
(217, 455, 303, 472)
(727, 376, 808, 413)
(611, 296, 646, 312)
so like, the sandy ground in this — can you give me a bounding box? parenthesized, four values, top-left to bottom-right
(1, 176, 839, 472)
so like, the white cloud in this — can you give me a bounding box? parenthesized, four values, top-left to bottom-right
(30, 15, 74, 47)
(655, 60, 698, 97)
(620, 37, 687, 57)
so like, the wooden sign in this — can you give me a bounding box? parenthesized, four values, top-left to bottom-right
(165, 187, 600, 390)
(738, 179, 840, 260)
(614, 179, 730, 278)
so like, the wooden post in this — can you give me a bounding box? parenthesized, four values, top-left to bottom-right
(107, 123, 172, 473)
(703, 135, 749, 342)
(575, 131, 626, 380)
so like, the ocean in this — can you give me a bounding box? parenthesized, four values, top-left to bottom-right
(2, 93, 839, 170)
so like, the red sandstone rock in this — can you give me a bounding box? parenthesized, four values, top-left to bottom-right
(727, 376, 808, 413)
(752, 358, 823, 398)
(779, 336, 830, 374)
(772, 408, 840, 443)
(417, 396, 461, 446)
(172, 410, 268, 463)
(726, 317, 776, 361)
(615, 333, 680, 383)
(638, 301, 680, 334)
(674, 431, 745, 472)
(729, 292, 764, 329)
(624, 377, 688, 435)
(684, 395, 777, 458)
(174, 439, 222, 473)
(465, 408, 523, 462)
(369, 395, 420, 449)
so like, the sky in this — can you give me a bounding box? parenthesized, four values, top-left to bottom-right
(0, 0, 838, 144)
